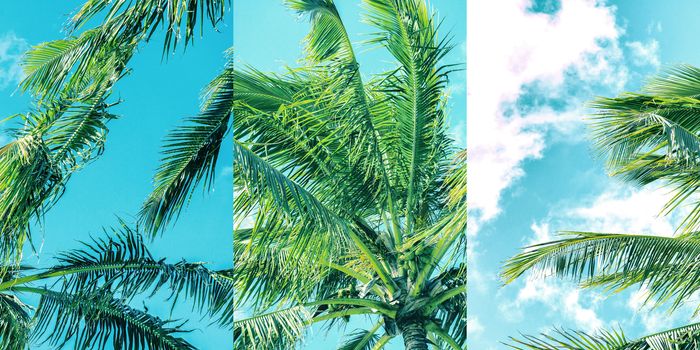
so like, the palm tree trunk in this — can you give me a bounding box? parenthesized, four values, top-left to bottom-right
(400, 321, 428, 350)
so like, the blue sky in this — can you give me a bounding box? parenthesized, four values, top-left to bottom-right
(234, 0, 464, 348)
(468, 0, 700, 349)
(0, 2, 232, 349)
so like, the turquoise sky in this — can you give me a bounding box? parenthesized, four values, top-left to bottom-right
(234, 1, 464, 349)
(468, 0, 700, 349)
(0, 2, 232, 349)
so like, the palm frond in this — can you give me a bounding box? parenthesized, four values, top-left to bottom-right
(0, 293, 31, 350)
(48, 223, 233, 326)
(591, 81, 700, 233)
(141, 62, 233, 235)
(644, 64, 700, 98)
(234, 67, 381, 217)
(502, 232, 700, 312)
(363, 0, 455, 234)
(70, 0, 229, 54)
(25, 287, 195, 350)
(428, 266, 466, 348)
(234, 139, 352, 247)
(0, 92, 116, 264)
(338, 320, 384, 350)
(505, 327, 630, 350)
(233, 227, 357, 311)
(233, 306, 311, 350)
(507, 323, 700, 350)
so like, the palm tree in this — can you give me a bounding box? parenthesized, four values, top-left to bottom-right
(0, 2, 234, 348)
(232, 1, 465, 349)
(501, 65, 700, 349)
(0, 221, 233, 349)
(0, 0, 231, 265)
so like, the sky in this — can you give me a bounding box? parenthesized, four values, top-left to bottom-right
(0, 2, 232, 349)
(234, 0, 465, 349)
(467, 0, 700, 349)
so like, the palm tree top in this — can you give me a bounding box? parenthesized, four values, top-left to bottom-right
(233, 0, 465, 349)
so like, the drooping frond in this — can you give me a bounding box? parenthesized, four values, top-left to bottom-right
(47, 223, 233, 326)
(0, 92, 116, 264)
(502, 232, 700, 313)
(234, 67, 381, 218)
(0, 293, 31, 350)
(233, 306, 311, 350)
(20, 26, 134, 99)
(590, 67, 700, 234)
(337, 320, 384, 350)
(22, 0, 228, 98)
(233, 227, 358, 311)
(70, 0, 229, 54)
(27, 287, 195, 350)
(427, 265, 466, 348)
(286, 0, 355, 63)
(233, 139, 352, 247)
(141, 61, 233, 235)
(507, 323, 700, 350)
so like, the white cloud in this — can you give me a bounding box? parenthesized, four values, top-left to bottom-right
(565, 185, 678, 236)
(467, 316, 485, 337)
(506, 275, 605, 333)
(626, 40, 660, 67)
(467, 0, 626, 232)
(625, 286, 700, 334)
(0, 32, 28, 88)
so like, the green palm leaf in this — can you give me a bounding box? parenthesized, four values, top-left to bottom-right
(233, 306, 311, 350)
(591, 66, 700, 233)
(47, 223, 233, 326)
(507, 323, 700, 350)
(0, 293, 31, 349)
(502, 232, 700, 313)
(141, 61, 233, 235)
(26, 287, 195, 350)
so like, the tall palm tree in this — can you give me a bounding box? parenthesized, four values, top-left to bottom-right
(0, 0, 231, 265)
(501, 65, 700, 349)
(0, 222, 233, 349)
(232, 1, 465, 349)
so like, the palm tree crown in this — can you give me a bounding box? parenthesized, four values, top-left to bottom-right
(233, 1, 465, 349)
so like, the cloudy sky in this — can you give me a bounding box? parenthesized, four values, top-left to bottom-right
(467, 0, 700, 348)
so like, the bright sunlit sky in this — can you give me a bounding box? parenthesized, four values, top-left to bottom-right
(469, 0, 700, 349)
(234, 0, 465, 349)
(0, 2, 232, 349)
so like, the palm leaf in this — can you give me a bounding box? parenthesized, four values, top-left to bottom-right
(70, 0, 229, 54)
(46, 223, 233, 326)
(0, 293, 31, 350)
(338, 320, 384, 350)
(507, 323, 700, 350)
(25, 287, 195, 350)
(141, 61, 233, 235)
(502, 232, 700, 312)
(233, 306, 311, 350)
(363, 0, 455, 234)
